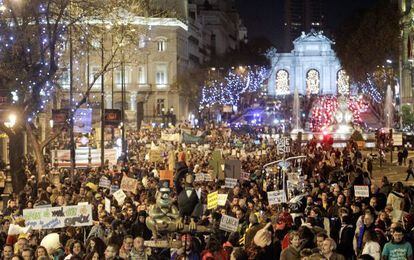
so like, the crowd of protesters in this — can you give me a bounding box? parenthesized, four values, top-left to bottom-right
(0, 122, 413, 260)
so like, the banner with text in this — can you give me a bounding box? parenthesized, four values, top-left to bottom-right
(23, 205, 93, 230)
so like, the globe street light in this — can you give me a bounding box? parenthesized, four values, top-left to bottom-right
(5, 113, 17, 128)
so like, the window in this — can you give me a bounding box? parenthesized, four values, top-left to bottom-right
(138, 35, 146, 49)
(275, 70, 290, 95)
(155, 64, 168, 85)
(138, 66, 146, 84)
(157, 39, 166, 52)
(115, 67, 131, 87)
(337, 69, 350, 95)
(59, 68, 70, 89)
(306, 69, 320, 95)
(90, 66, 102, 88)
(156, 99, 165, 115)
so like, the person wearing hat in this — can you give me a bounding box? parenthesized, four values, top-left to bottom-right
(130, 210, 152, 240)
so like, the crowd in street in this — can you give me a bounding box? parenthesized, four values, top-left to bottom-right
(0, 123, 413, 260)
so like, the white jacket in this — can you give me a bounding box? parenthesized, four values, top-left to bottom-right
(362, 241, 381, 260)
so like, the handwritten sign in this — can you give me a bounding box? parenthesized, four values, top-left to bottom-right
(207, 191, 218, 210)
(110, 185, 119, 195)
(194, 173, 204, 182)
(99, 176, 111, 189)
(267, 190, 286, 205)
(219, 215, 239, 233)
(354, 185, 369, 197)
(218, 194, 228, 206)
(113, 189, 126, 205)
(149, 149, 163, 163)
(224, 178, 238, 189)
(23, 205, 93, 230)
(120, 176, 138, 194)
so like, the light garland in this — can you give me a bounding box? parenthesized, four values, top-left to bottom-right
(309, 95, 369, 131)
(200, 66, 269, 108)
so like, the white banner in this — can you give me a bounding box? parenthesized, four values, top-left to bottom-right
(354, 185, 369, 197)
(161, 133, 181, 142)
(267, 190, 286, 205)
(224, 178, 238, 189)
(52, 148, 118, 167)
(219, 215, 239, 233)
(23, 205, 93, 230)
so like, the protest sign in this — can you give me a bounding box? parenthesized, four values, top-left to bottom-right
(182, 132, 203, 144)
(354, 185, 369, 197)
(113, 189, 127, 205)
(110, 185, 119, 195)
(219, 215, 239, 232)
(194, 173, 204, 182)
(224, 178, 238, 189)
(99, 176, 111, 189)
(105, 198, 111, 213)
(161, 133, 181, 142)
(120, 176, 138, 194)
(207, 191, 218, 210)
(218, 194, 228, 206)
(203, 173, 213, 182)
(23, 205, 93, 230)
(149, 149, 163, 163)
(160, 170, 173, 187)
(224, 160, 241, 179)
(267, 190, 286, 205)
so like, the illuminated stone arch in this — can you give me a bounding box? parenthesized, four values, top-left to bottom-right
(275, 69, 290, 95)
(306, 69, 320, 94)
(337, 69, 350, 95)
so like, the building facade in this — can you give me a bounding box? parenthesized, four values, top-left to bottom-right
(56, 1, 246, 129)
(400, 0, 414, 104)
(268, 31, 347, 96)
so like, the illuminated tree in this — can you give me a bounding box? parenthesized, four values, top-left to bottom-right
(0, 0, 158, 190)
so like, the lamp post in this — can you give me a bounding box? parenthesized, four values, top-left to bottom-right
(161, 107, 165, 127)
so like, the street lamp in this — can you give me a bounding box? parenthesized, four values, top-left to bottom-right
(4, 113, 16, 128)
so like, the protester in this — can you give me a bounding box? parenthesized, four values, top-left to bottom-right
(0, 123, 412, 260)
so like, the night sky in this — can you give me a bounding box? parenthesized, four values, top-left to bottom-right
(235, 0, 379, 48)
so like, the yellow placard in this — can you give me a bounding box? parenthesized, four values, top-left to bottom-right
(207, 191, 218, 210)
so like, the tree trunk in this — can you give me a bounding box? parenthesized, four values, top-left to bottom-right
(26, 124, 46, 181)
(9, 130, 26, 193)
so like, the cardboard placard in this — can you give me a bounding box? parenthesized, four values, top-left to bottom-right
(219, 215, 239, 233)
(224, 160, 242, 179)
(23, 205, 93, 230)
(224, 178, 238, 189)
(217, 194, 228, 206)
(105, 197, 111, 213)
(99, 176, 111, 189)
(207, 191, 218, 210)
(120, 176, 138, 194)
(113, 189, 126, 205)
(159, 170, 173, 187)
(354, 185, 369, 197)
(267, 190, 286, 205)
